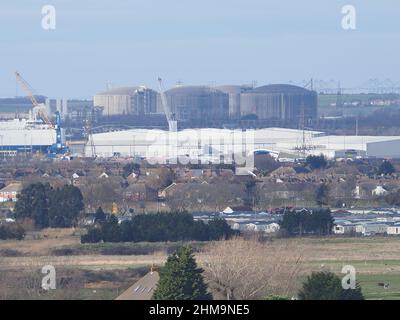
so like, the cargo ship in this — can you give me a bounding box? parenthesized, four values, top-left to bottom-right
(0, 71, 69, 158)
(0, 110, 56, 157)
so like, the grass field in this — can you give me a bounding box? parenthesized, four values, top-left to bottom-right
(2, 230, 400, 299)
(317, 93, 398, 118)
(357, 274, 400, 300)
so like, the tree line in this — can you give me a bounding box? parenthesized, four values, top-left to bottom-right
(81, 211, 237, 243)
(280, 208, 334, 236)
(14, 182, 84, 228)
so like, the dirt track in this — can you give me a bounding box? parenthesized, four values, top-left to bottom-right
(0, 254, 166, 270)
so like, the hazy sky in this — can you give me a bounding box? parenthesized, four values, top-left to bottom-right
(1, 0, 399, 98)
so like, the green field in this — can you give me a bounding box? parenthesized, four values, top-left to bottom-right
(317, 93, 400, 118)
(2, 231, 400, 299)
(358, 274, 400, 300)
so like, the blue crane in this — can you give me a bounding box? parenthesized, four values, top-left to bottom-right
(49, 111, 69, 157)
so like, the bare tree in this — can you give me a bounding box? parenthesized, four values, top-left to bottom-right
(201, 237, 307, 300)
(166, 186, 193, 212)
(80, 177, 122, 209)
(166, 183, 245, 212)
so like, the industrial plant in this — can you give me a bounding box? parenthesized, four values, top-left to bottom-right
(2, 72, 400, 161)
(92, 83, 317, 126)
(215, 85, 253, 119)
(164, 86, 229, 125)
(240, 84, 318, 123)
(94, 86, 158, 116)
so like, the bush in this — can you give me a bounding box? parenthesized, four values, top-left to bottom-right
(51, 248, 76, 256)
(298, 272, 364, 300)
(378, 160, 395, 175)
(0, 223, 25, 240)
(306, 155, 327, 170)
(81, 228, 103, 244)
(0, 248, 23, 257)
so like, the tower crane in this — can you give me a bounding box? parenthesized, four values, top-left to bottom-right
(15, 71, 53, 127)
(158, 77, 177, 132)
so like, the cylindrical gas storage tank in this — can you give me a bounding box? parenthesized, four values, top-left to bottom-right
(94, 86, 158, 116)
(240, 84, 317, 123)
(165, 86, 229, 123)
(216, 85, 253, 119)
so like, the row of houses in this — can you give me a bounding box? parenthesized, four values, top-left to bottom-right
(225, 212, 400, 236)
(231, 221, 281, 234)
(0, 182, 22, 202)
(193, 206, 284, 235)
(333, 215, 400, 236)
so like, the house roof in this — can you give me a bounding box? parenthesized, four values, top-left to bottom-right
(0, 183, 22, 193)
(245, 221, 280, 226)
(223, 206, 253, 214)
(98, 172, 109, 178)
(270, 166, 297, 176)
(161, 182, 177, 192)
(115, 271, 159, 300)
(125, 183, 147, 193)
(373, 186, 387, 191)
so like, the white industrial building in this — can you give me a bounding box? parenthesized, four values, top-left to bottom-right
(84, 127, 400, 160)
(367, 139, 400, 159)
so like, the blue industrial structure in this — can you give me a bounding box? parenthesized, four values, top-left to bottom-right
(48, 111, 69, 158)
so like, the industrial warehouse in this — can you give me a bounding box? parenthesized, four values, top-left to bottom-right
(83, 127, 400, 160)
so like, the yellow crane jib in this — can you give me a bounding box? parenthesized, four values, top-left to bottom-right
(15, 71, 54, 128)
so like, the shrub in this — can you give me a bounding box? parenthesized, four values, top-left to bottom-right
(306, 155, 327, 170)
(298, 271, 364, 300)
(0, 248, 23, 257)
(81, 228, 103, 244)
(0, 223, 25, 240)
(378, 160, 395, 175)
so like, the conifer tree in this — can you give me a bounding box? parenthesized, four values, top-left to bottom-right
(153, 245, 212, 300)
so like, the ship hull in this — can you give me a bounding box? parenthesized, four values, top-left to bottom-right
(0, 119, 56, 155)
